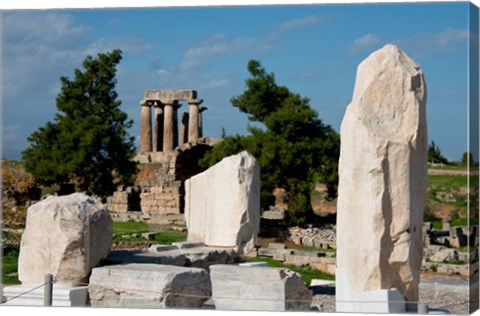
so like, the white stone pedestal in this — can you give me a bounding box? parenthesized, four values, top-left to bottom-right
(335, 268, 406, 314)
(1, 285, 88, 307)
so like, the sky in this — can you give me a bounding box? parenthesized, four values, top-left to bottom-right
(1, 1, 478, 162)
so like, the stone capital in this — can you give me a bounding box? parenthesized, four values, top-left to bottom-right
(187, 99, 204, 106)
(140, 99, 151, 107)
(152, 100, 164, 108)
(163, 100, 180, 107)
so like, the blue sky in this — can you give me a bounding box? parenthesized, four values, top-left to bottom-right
(1, 1, 476, 161)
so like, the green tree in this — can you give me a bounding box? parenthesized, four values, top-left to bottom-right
(428, 140, 449, 165)
(22, 49, 137, 198)
(201, 60, 340, 225)
(461, 151, 475, 166)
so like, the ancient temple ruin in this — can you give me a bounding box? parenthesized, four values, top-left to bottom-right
(138, 90, 208, 159)
(108, 90, 219, 221)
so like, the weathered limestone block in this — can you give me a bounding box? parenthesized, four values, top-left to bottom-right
(88, 264, 210, 308)
(210, 264, 312, 311)
(429, 248, 459, 263)
(144, 89, 197, 101)
(18, 193, 112, 286)
(336, 44, 427, 312)
(185, 151, 260, 256)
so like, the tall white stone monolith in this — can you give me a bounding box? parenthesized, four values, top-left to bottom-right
(185, 151, 260, 256)
(336, 44, 427, 313)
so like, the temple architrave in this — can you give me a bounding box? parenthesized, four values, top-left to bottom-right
(108, 90, 220, 221)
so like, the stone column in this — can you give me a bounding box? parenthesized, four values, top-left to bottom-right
(198, 107, 207, 138)
(180, 112, 189, 144)
(163, 101, 176, 152)
(187, 99, 203, 142)
(153, 102, 164, 152)
(140, 100, 152, 153)
(173, 104, 179, 149)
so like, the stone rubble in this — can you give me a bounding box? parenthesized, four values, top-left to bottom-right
(18, 193, 112, 286)
(105, 243, 237, 271)
(287, 226, 336, 249)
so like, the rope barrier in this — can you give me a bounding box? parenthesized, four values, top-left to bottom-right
(82, 283, 468, 308)
(3, 281, 50, 303)
(1, 279, 469, 312)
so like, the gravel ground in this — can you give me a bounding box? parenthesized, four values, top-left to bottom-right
(310, 276, 474, 314)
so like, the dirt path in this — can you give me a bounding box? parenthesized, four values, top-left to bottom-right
(428, 168, 478, 175)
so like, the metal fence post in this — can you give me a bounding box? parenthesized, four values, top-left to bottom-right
(417, 303, 428, 314)
(44, 273, 53, 306)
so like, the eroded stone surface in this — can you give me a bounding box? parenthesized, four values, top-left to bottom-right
(336, 44, 427, 308)
(185, 151, 260, 256)
(210, 264, 312, 311)
(18, 193, 112, 286)
(88, 264, 210, 308)
(144, 90, 197, 102)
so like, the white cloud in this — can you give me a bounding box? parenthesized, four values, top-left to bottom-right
(279, 14, 334, 31)
(179, 14, 335, 71)
(397, 28, 468, 58)
(84, 36, 153, 57)
(180, 33, 256, 70)
(2, 12, 90, 97)
(201, 78, 230, 89)
(3, 11, 89, 48)
(1, 11, 153, 159)
(157, 68, 170, 75)
(348, 33, 382, 55)
(348, 28, 469, 58)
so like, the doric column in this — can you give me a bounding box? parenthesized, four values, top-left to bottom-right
(187, 99, 203, 142)
(162, 100, 177, 152)
(180, 112, 189, 145)
(198, 106, 208, 138)
(153, 101, 164, 152)
(173, 104, 179, 149)
(140, 100, 152, 153)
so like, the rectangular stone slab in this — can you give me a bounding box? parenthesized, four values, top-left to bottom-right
(210, 264, 312, 311)
(88, 263, 210, 308)
(144, 90, 197, 101)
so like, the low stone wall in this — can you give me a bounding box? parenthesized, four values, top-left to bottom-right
(287, 226, 336, 249)
(422, 261, 474, 278)
(140, 174, 182, 215)
(255, 243, 336, 276)
(109, 212, 186, 225)
(107, 187, 141, 213)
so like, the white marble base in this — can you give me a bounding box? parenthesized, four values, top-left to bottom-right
(238, 261, 268, 267)
(336, 268, 406, 314)
(1, 285, 88, 307)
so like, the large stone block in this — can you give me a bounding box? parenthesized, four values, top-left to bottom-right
(185, 151, 260, 256)
(336, 44, 427, 312)
(88, 264, 211, 308)
(144, 90, 197, 102)
(210, 264, 312, 311)
(18, 193, 112, 286)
